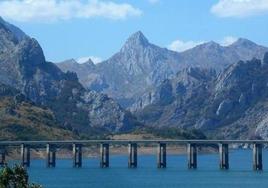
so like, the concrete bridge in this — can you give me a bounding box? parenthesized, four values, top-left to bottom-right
(0, 140, 265, 170)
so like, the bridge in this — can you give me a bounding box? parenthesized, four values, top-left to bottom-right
(0, 140, 266, 170)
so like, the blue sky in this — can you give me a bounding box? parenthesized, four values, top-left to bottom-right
(1, 0, 268, 63)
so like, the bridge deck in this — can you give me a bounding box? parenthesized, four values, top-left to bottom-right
(0, 140, 267, 146)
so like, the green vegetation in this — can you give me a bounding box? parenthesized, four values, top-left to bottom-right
(0, 97, 77, 141)
(0, 83, 77, 141)
(0, 165, 41, 188)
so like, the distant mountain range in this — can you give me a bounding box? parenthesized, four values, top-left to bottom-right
(57, 31, 268, 108)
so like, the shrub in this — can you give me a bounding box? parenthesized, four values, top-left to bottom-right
(0, 165, 41, 188)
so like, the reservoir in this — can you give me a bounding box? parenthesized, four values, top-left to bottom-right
(26, 149, 268, 188)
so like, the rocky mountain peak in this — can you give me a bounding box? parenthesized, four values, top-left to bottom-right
(121, 31, 149, 52)
(84, 58, 95, 66)
(202, 41, 221, 48)
(59, 58, 95, 67)
(230, 38, 258, 48)
(0, 16, 27, 41)
(65, 58, 77, 64)
(190, 41, 222, 53)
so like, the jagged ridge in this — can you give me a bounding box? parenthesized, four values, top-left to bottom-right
(57, 31, 268, 108)
(134, 54, 268, 139)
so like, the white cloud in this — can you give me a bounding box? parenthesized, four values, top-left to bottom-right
(168, 36, 238, 52)
(168, 40, 205, 52)
(0, 0, 142, 22)
(220, 36, 238, 46)
(211, 0, 268, 18)
(148, 0, 160, 4)
(77, 56, 102, 64)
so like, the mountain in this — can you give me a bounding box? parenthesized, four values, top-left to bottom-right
(58, 31, 181, 107)
(134, 53, 268, 139)
(0, 17, 27, 41)
(131, 67, 216, 111)
(57, 59, 108, 92)
(0, 17, 140, 134)
(0, 82, 77, 141)
(179, 38, 268, 70)
(57, 32, 268, 108)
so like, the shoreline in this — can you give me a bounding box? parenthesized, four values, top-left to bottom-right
(4, 145, 217, 161)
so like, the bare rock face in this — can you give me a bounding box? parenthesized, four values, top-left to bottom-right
(134, 67, 216, 128)
(131, 67, 216, 111)
(262, 52, 268, 67)
(0, 18, 140, 133)
(57, 33, 268, 109)
(57, 59, 109, 92)
(216, 100, 233, 117)
(255, 115, 268, 139)
(134, 53, 268, 139)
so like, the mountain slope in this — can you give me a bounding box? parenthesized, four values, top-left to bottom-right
(134, 53, 268, 139)
(0, 18, 140, 134)
(0, 82, 77, 141)
(0, 17, 27, 41)
(134, 67, 216, 128)
(58, 31, 181, 107)
(57, 32, 268, 108)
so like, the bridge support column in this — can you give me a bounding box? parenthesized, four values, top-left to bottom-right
(128, 143, 137, 168)
(73, 144, 82, 168)
(21, 144, 30, 167)
(100, 143, 109, 168)
(187, 143, 197, 169)
(157, 143, 166, 168)
(0, 148, 6, 166)
(253, 143, 262, 171)
(219, 143, 229, 170)
(46, 144, 56, 168)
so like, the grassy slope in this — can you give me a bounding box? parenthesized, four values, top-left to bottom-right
(0, 90, 77, 141)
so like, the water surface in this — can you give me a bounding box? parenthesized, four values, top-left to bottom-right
(27, 150, 268, 188)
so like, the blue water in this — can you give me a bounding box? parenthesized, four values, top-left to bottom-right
(26, 150, 268, 188)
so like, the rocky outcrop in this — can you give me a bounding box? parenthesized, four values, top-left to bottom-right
(131, 67, 216, 111)
(134, 53, 268, 139)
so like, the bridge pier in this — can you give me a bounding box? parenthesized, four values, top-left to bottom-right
(73, 144, 82, 168)
(46, 144, 56, 168)
(157, 143, 166, 168)
(187, 143, 197, 169)
(128, 143, 137, 168)
(219, 143, 229, 170)
(253, 143, 262, 171)
(21, 144, 30, 167)
(100, 143, 109, 168)
(0, 148, 6, 166)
